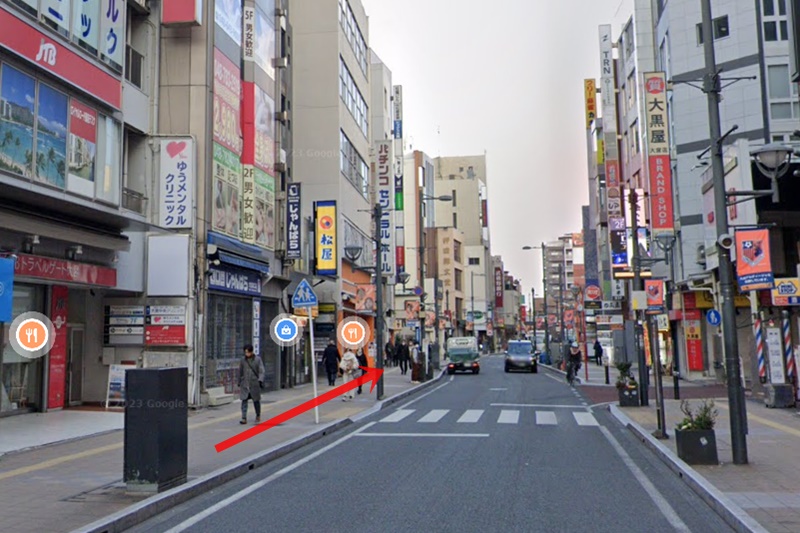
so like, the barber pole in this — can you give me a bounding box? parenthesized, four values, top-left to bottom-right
(783, 313, 795, 384)
(756, 317, 766, 383)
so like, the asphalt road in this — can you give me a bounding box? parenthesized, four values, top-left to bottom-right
(130, 355, 734, 533)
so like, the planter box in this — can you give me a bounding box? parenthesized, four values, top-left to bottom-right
(618, 387, 639, 407)
(675, 429, 718, 465)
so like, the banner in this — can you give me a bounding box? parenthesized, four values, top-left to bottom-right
(494, 266, 504, 309)
(584, 79, 597, 129)
(643, 72, 674, 234)
(212, 143, 242, 238)
(735, 228, 774, 291)
(355, 284, 376, 312)
(373, 140, 395, 277)
(159, 138, 193, 229)
(315, 201, 337, 276)
(645, 279, 664, 313)
(393, 85, 405, 275)
(67, 99, 97, 197)
(47, 285, 68, 409)
(286, 183, 301, 259)
(0, 258, 14, 322)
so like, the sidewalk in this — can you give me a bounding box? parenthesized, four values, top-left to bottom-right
(0, 365, 429, 533)
(613, 394, 800, 532)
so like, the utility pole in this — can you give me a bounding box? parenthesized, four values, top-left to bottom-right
(434, 277, 441, 370)
(532, 287, 537, 350)
(542, 243, 549, 358)
(471, 270, 477, 342)
(702, 0, 748, 464)
(630, 187, 648, 406)
(419, 195, 427, 381)
(558, 263, 565, 364)
(373, 203, 385, 400)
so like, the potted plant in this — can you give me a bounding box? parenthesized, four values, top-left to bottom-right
(615, 362, 639, 407)
(675, 399, 719, 465)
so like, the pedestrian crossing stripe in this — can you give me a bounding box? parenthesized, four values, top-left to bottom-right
(378, 409, 599, 427)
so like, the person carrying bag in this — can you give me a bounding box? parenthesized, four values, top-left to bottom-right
(339, 349, 359, 401)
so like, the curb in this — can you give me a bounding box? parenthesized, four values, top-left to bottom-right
(609, 404, 768, 533)
(71, 370, 446, 533)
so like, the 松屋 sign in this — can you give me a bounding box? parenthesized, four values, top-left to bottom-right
(374, 140, 395, 277)
(159, 138, 194, 229)
(643, 72, 674, 234)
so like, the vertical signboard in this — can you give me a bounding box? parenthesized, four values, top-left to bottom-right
(393, 85, 405, 275)
(315, 201, 337, 276)
(766, 326, 786, 384)
(47, 285, 68, 409)
(494, 266, 504, 309)
(374, 140, 395, 277)
(286, 183, 302, 259)
(243, 6, 255, 62)
(584, 79, 597, 129)
(159, 138, 194, 229)
(67, 99, 98, 198)
(735, 228, 774, 291)
(212, 48, 243, 238)
(99, 0, 124, 71)
(643, 72, 674, 235)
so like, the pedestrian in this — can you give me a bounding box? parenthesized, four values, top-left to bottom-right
(410, 341, 421, 383)
(356, 348, 368, 394)
(397, 339, 409, 375)
(385, 339, 396, 368)
(594, 339, 603, 366)
(322, 338, 340, 386)
(339, 348, 359, 401)
(567, 341, 582, 383)
(238, 344, 265, 424)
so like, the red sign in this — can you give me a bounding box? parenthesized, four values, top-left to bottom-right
(213, 48, 243, 155)
(69, 100, 97, 143)
(735, 228, 774, 291)
(162, 0, 202, 25)
(520, 305, 527, 323)
(648, 154, 675, 232)
(605, 161, 620, 188)
(685, 318, 704, 371)
(585, 285, 602, 301)
(396, 246, 405, 270)
(47, 285, 68, 410)
(145, 325, 187, 346)
(494, 267, 504, 308)
(0, 10, 121, 108)
(15, 254, 117, 287)
(645, 280, 664, 308)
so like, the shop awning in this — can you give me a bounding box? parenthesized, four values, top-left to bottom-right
(218, 250, 270, 274)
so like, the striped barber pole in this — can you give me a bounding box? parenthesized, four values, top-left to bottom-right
(784, 316, 795, 383)
(756, 317, 766, 383)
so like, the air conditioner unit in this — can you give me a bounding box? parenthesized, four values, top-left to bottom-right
(695, 244, 707, 266)
(275, 110, 289, 123)
(273, 57, 289, 69)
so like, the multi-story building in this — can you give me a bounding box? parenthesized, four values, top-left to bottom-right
(433, 155, 492, 347)
(502, 272, 523, 342)
(426, 226, 465, 342)
(290, 0, 375, 364)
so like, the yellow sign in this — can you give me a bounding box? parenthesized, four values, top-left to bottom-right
(597, 138, 604, 165)
(293, 306, 319, 318)
(690, 290, 750, 309)
(315, 201, 337, 276)
(584, 79, 597, 129)
(771, 278, 800, 306)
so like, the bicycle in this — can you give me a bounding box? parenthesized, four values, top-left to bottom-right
(566, 360, 581, 387)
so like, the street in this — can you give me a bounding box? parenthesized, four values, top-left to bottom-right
(128, 356, 735, 533)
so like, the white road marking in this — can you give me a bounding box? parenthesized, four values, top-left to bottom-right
(573, 412, 599, 426)
(356, 433, 489, 438)
(545, 373, 565, 384)
(457, 410, 484, 423)
(599, 426, 691, 532)
(397, 382, 450, 409)
(491, 403, 586, 409)
(497, 410, 520, 424)
(380, 409, 415, 423)
(418, 409, 449, 423)
(536, 411, 558, 425)
(164, 422, 377, 533)
(449, 376, 454, 382)
(489, 388, 507, 391)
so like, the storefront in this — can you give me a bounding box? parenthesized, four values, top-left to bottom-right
(1, 283, 45, 414)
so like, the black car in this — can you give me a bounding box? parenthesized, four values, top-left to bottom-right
(504, 340, 538, 373)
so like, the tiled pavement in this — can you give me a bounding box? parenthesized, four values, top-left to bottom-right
(0, 365, 424, 533)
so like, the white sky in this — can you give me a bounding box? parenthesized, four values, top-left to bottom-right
(363, 0, 622, 297)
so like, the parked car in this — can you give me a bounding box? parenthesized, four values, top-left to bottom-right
(505, 340, 538, 373)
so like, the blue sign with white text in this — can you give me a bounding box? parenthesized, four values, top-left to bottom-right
(208, 264, 262, 297)
(0, 258, 13, 322)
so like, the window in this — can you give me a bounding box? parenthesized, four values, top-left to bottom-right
(452, 212, 457, 228)
(122, 129, 147, 213)
(125, 7, 150, 91)
(453, 241, 462, 263)
(339, 130, 368, 199)
(762, 0, 789, 42)
(696, 16, 730, 44)
(623, 21, 635, 58)
(339, 57, 368, 137)
(768, 64, 800, 119)
(626, 71, 637, 114)
(632, 120, 640, 154)
(452, 189, 457, 207)
(338, 0, 368, 75)
(468, 257, 480, 266)
(455, 269, 463, 291)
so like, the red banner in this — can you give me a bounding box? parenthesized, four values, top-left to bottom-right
(0, 10, 121, 108)
(494, 267, 504, 308)
(145, 325, 187, 346)
(645, 279, 664, 310)
(685, 318, 703, 371)
(14, 254, 116, 287)
(47, 285, 68, 409)
(648, 155, 675, 232)
(735, 228, 774, 291)
(69, 100, 97, 143)
(213, 48, 243, 155)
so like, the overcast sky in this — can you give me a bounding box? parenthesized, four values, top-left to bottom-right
(363, 0, 623, 297)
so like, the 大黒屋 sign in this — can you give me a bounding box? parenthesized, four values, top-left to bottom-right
(159, 138, 194, 229)
(643, 72, 675, 235)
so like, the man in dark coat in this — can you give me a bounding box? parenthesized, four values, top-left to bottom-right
(356, 348, 369, 394)
(594, 340, 604, 366)
(239, 344, 265, 424)
(397, 339, 410, 375)
(385, 339, 396, 367)
(321, 338, 341, 386)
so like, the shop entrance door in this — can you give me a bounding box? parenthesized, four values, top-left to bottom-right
(66, 326, 84, 406)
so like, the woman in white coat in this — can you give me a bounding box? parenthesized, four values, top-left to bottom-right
(339, 348, 359, 401)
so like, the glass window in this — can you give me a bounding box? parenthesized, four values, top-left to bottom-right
(0, 65, 36, 178)
(765, 21, 778, 41)
(770, 102, 792, 119)
(714, 16, 730, 38)
(72, 0, 101, 54)
(764, 0, 775, 16)
(769, 65, 791, 98)
(205, 294, 254, 393)
(779, 0, 786, 15)
(35, 83, 69, 189)
(1, 284, 44, 413)
(95, 115, 121, 205)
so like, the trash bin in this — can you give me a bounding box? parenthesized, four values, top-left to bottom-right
(124, 367, 188, 494)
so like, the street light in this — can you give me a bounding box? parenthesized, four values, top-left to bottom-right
(470, 271, 486, 346)
(522, 244, 549, 359)
(751, 143, 792, 202)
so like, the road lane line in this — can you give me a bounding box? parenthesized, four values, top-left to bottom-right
(457, 410, 484, 423)
(535, 411, 558, 425)
(491, 403, 586, 409)
(489, 388, 507, 391)
(598, 426, 691, 532)
(379, 409, 415, 423)
(356, 433, 489, 438)
(418, 409, 449, 423)
(164, 422, 378, 533)
(397, 382, 450, 409)
(573, 412, 599, 426)
(497, 410, 520, 424)
(545, 373, 565, 385)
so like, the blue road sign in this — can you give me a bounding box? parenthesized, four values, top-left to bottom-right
(274, 318, 299, 343)
(292, 279, 318, 307)
(707, 309, 721, 327)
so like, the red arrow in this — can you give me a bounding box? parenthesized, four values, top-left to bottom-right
(215, 366, 384, 453)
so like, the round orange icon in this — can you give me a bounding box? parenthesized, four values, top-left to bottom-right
(16, 318, 49, 352)
(342, 322, 366, 345)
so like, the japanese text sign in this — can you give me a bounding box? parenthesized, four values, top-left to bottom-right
(584, 79, 596, 129)
(374, 140, 395, 277)
(644, 72, 674, 234)
(159, 138, 194, 229)
(286, 183, 302, 259)
(735, 228, 774, 292)
(315, 201, 337, 276)
(495, 266, 504, 309)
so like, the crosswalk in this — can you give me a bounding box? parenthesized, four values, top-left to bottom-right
(379, 408, 598, 427)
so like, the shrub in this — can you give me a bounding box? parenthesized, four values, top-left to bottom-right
(676, 399, 717, 431)
(615, 361, 637, 390)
